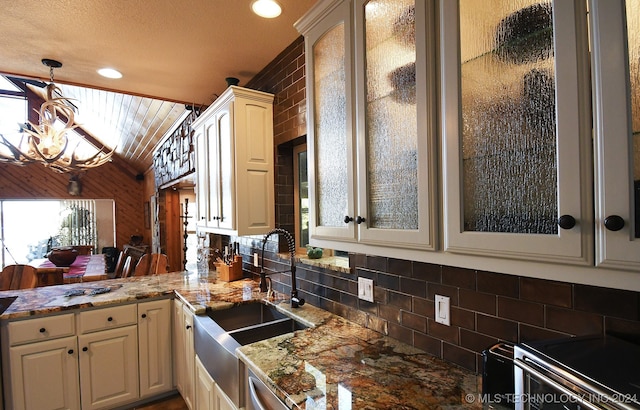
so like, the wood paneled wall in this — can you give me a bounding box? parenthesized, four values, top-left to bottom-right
(0, 161, 146, 251)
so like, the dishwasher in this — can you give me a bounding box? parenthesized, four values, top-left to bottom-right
(245, 368, 289, 410)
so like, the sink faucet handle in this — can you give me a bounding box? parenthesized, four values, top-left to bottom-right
(266, 277, 274, 299)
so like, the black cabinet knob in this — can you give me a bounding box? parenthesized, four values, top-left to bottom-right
(82, 347, 88, 352)
(141, 313, 147, 319)
(604, 215, 625, 231)
(186, 325, 191, 330)
(356, 216, 366, 224)
(39, 328, 46, 333)
(344, 216, 353, 224)
(68, 349, 74, 355)
(107, 317, 113, 322)
(558, 215, 576, 230)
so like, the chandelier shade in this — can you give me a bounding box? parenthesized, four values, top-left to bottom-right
(0, 59, 115, 173)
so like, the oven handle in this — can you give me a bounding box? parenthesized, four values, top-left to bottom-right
(514, 358, 602, 410)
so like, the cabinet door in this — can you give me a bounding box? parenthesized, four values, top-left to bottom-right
(173, 299, 186, 398)
(354, 0, 437, 249)
(182, 304, 196, 410)
(302, 0, 357, 242)
(195, 355, 216, 410)
(215, 104, 236, 231)
(441, 0, 592, 263)
(8, 336, 80, 410)
(591, 0, 640, 269)
(78, 326, 139, 410)
(195, 126, 211, 228)
(138, 299, 172, 398)
(206, 121, 223, 227)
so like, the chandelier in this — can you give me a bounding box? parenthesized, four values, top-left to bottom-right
(0, 58, 115, 173)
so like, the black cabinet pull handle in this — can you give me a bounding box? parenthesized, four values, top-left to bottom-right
(82, 347, 88, 352)
(186, 325, 192, 330)
(558, 215, 576, 230)
(141, 313, 147, 318)
(344, 216, 353, 224)
(68, 349, 74, 355)
(39, 328, 46, 333)
(107, 317, 113, 322)
(604, 215, 625, 231)
(356, 216, 366, 224)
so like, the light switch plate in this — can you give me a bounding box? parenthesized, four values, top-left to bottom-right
(358, 277, 374, 302)
(253, 252, 259, 267)
(435, 295, 450, 326)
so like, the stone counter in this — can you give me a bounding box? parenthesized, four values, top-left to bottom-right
(0, 271, 481, 409)
(238, 302, 481, 409)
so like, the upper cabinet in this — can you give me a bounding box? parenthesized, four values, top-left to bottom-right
(296, 0, 438, 252)
(441, 0, 593, 264)
(297, 0, 640, 274)
(590, 0, 640, 270)
(193, 86, 275, 237)
(441, 0, 640, 270)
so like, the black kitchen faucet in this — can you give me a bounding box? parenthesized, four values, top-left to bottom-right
(259, 228, 305, 308)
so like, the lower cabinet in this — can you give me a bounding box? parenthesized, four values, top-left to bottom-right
(78, 325, 139, 410)
(195, 355, 236, 410)
(8, 335, 80, 410)
(1, 298, 173, 410)
(173, 299, 195, 410)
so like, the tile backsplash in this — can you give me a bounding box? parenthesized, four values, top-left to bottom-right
(239, 35, 640, 374)
(247, 244, 640, 374)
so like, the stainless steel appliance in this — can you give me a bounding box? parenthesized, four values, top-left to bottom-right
(514, 335, 640, 410)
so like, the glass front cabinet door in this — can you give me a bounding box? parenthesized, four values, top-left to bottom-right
(441, 0, 593, 264)
(442, 0, 640, 269)
(296, 0, 437, 253)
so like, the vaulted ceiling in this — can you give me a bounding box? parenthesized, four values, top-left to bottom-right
(0, 1, 315, 174)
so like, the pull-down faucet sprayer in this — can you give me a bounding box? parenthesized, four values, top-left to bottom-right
(259, 228, 305, 308)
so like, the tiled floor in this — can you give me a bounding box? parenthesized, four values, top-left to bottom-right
(132, 393, 188, 410)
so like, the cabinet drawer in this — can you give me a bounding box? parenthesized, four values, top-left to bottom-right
(77, 304, 137, 334)
(7, 313, 75, 346)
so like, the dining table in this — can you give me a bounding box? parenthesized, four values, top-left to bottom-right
(32, 254, 108, 284)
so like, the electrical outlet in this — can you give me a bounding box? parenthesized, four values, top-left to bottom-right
(358, 277, 374, 302)
(435, 295, 450, 326)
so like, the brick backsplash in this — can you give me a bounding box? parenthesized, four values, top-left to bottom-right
(234, 37, 640, 374)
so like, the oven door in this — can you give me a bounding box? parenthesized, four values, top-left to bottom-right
(514, 347, 637, 410)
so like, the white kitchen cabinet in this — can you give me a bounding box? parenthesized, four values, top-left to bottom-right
(172, 298, 186, 401)
(77, 304, 139, 410)
(1, 299, 175, 410)
(195, 354, 237, 410)
(590, 0, 640, 270)
(8, 336, 80, 410)
(195, 355, 215, 410)
(138, 298, 173, 399)
(181, 303, 196, 410)
(441, 0, 640, 269)
(78, 325, 139, 410)
(193, 86, 275, 237)
(295, 0, 437, 252)
(1, 313, 79, 410)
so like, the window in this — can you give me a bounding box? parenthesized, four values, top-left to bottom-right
(0, 76, 27, 147)
(0, 199, 115, 269)
(293, 144, 309, 252)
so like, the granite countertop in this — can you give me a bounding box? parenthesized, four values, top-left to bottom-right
(239, 302, 480, 409)
(0, 271, 481, 409)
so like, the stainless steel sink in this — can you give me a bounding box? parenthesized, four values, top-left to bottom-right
(194, 302, 308, 409)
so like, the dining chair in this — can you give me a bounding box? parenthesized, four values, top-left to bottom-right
(121, 256, 134, 278)
(112, 250, 127, 278)
(134, 253, 169, 276)
(0, 265, 39, 290)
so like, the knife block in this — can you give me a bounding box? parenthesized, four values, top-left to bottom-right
(215, 255, 243, 282)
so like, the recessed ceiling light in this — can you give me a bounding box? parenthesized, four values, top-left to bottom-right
(97, 68, 122, 79)
(251, 0, 281, 18)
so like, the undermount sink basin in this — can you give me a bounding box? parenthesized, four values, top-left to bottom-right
(194, 302, 308, 409)
(205, 302, 294, 332)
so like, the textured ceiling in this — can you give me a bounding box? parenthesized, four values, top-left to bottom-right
(0, 1, 315, 173)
